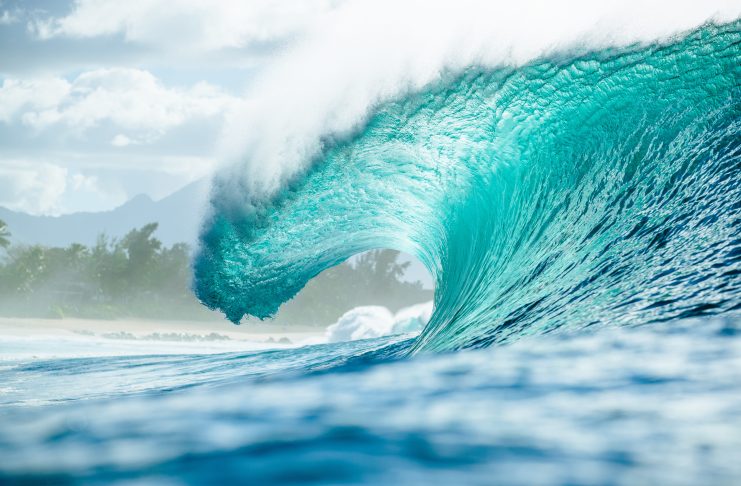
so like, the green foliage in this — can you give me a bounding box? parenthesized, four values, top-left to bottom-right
(0, 223, 432, 325)
(0, 219, 10, 249)
(0, 223, 203, 320)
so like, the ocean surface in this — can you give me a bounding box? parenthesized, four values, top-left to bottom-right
(1, 316, 740, 484)
(1, 22, 741, 485)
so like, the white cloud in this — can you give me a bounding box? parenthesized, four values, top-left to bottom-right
(70, 172, 99, 192)
(111, 134, 134, 147)
(111, 134, 131, 147)
(0, 160, 133, 215)
(0, 68, 237, 142)
(31, 0, 342, 52)
(0, 162, 68, 215)
(0, 78, 71, 123)
(0, 9, 18, 25)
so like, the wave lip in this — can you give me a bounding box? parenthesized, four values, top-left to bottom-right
(196, 22, 741, 351)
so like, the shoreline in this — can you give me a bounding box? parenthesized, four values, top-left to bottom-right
(0, 316, 324, 338)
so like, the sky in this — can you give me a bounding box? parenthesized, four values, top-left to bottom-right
(0, 0, 344, 215)
(1, 0, 738, 216)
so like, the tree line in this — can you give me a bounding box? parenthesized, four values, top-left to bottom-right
(0, 219, 431, 325)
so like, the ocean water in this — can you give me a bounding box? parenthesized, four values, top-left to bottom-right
(1, 317, 740, 484)
(1, 22, 740, 485)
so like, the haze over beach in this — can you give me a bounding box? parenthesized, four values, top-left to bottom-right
(1, 1, 741, 484)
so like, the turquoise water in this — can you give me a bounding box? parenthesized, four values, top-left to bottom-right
(195, 23, 740, 353)
(1, 22, 740, 484)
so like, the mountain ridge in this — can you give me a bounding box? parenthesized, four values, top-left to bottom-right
(0, 180, 210, 248)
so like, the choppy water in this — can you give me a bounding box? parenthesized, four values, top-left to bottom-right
(1, 316, 740, 485)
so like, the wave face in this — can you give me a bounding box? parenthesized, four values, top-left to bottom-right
(195, 23, 741, 352)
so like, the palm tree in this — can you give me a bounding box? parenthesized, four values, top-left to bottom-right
(0, 219, 10, 249)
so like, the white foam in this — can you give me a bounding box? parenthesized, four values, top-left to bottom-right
(214, 0, 740, 203)
(326, 301, 434, 342)
(326, 306, 394, 343)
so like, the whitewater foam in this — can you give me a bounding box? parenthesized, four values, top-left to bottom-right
(325, 302, 434, 343)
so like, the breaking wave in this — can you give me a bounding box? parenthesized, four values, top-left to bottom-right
(195, 22, 741, 352)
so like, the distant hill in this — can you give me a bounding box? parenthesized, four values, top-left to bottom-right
(0, 180, 210, 248)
